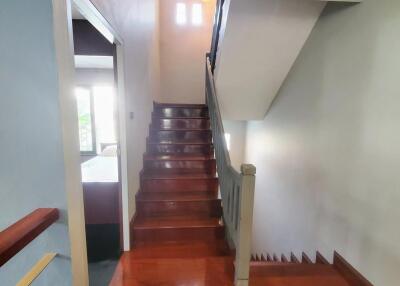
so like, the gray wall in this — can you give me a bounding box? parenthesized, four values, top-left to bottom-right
(245, 1, 400, 285)
(0, 0, 72, 285)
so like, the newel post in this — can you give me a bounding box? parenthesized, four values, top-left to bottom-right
(235, 164, 256, 286)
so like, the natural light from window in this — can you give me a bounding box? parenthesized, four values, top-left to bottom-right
(225, 133, 231, 151)
(192, 3, 203, 26)
(176, 3, 187, 25)
(76, 87, 94, 153)
(93, 86, 116, 154)
(75, 85, 116, 154)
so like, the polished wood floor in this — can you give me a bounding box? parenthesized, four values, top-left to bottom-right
(109, 242, 234, 285)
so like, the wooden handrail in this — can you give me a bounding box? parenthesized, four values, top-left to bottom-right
(0, 208, 59, 267)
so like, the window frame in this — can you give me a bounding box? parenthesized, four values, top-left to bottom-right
(191, 3, 203, 26)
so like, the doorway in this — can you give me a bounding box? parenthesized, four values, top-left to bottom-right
(71, 3, 128, 285)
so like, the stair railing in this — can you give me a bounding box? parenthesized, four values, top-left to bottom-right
(205, 56, 256, 286)
(0, 208, 60, 285)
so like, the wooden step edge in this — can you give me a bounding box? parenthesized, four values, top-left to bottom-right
(151, 117, 210, 121)
(290, 252, 300, 263)
(153, 102, 207, 108)
(133, 222, 225, 230)
(316, 251, 330, 265)
(141, 177, 218, 181)
(147, 142, 214, 146)
(140, 172, 218, 180)
(136, 197, 221, 203)
(150, 127, 211, 132)
(250, 261, 294, 267)
(250, 263, 338, 276)
(149, 129, 212, 133)
(152, 116, 211, 120)
(143, 156, 215, 161)
(302, 252, 313, 264)
(333, 251, 374, 286)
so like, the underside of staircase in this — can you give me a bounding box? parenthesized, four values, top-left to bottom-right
(109, 102, 373, 286)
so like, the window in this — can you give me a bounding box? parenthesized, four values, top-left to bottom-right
(76, 87, 95, 153)
(192, 3, 203, 26)
(75, 85, 116, 154)
(93, 86, 116, 153)
(176, 3, 187, 25)
(176, 2, 203, 26)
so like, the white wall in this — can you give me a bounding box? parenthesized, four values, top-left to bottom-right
(215, 0, 325, 120)
(75, 68, 114, 86)
(88, 0, 160, 219)
(0, 0, 72, 284)
(245, 1, 400, 285)
(159, 0, 215, 104)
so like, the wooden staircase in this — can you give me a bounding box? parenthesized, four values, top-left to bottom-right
(110, 103, 234, 285)
(249, 251, 373, 286)
(109, 102, 373, 286)
(132, 103, 227, 246)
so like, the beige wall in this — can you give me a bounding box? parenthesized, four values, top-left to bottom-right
(159, 0, 215, 104)
(245, 1, 400, 285)
(89, 0, 160, 219)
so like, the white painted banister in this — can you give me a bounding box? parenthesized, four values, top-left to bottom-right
(205, 56, 256, 286)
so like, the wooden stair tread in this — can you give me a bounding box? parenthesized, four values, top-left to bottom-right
(154, 103, 207, 108)
(144, 154, 214, 160)
(133, 216, 223, 229)
(109, 254, 234, 286)
(250, 276, 350, 286)
(147, 142, 213, 145)
(141, 172, 217, 179)
(130, 240, 231, 258)
(154, 116, 210, 120)
(151, 127, 211, 131)
(250, 264, 351, 286)
(137, 191, 218, 202)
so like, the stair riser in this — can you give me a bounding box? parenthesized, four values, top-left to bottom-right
(144, 160, 216, 174)
(151, 118, 210, 130)
(153, 107, 208, 118)
(136, 200, 222, 217)
(147, 144, 214, 156)
(133, 226, 224, 243)
(149, 130, 212, 143)
(141, 178, 218, 192)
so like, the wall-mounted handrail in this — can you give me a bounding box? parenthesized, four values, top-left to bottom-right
(210, 0, 225, 73)
(205, 56, 256, 286)
(0, 208, 59, 267)
(16, 252, 57, 286)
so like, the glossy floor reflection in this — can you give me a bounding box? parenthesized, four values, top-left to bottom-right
(109, 250, 234, 286)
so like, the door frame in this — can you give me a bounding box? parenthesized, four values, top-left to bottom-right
(52, 0, 130, 285)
